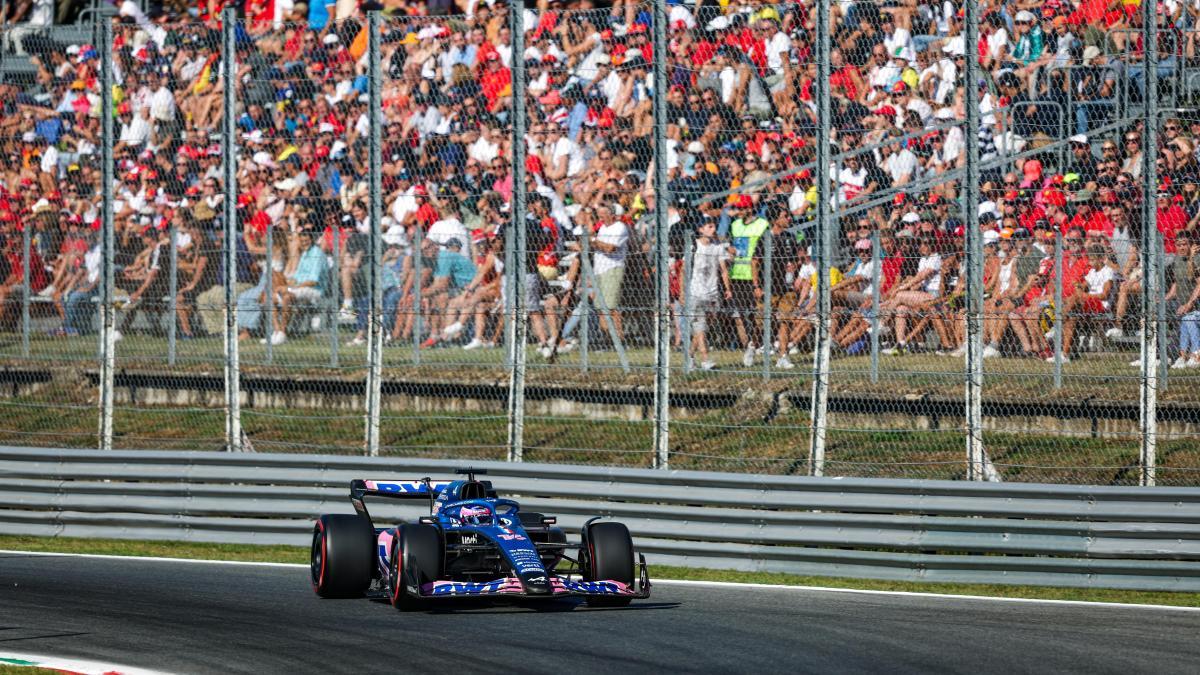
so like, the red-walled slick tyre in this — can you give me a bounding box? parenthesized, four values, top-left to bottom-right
(311, 514, 374, 598)
(584, 521, 634, 607)
(389, 524, 441, 610)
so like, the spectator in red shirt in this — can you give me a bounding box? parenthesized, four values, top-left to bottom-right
(479, 52, 512, 113)
(0, 221, 49, 328)
(1157, 191, 1188, 255)
(1066, 190, 1113, 237)
(1059, 227, 1093, 291)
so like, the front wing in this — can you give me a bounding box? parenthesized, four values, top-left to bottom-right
(419, 575, 650, 599)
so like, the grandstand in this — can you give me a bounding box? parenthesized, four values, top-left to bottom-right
(0, 0, 1192, 484)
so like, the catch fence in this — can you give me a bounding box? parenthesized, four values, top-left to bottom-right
(0, 2, 1194, 485)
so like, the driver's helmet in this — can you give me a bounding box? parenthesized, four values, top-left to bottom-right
(458, 504, 492, 525)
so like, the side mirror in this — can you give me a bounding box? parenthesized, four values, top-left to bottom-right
(418, 516, 436, 525)
(541, 517, 557, 526)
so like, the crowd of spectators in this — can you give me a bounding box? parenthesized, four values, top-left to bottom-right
(1, 0, 1198, 369)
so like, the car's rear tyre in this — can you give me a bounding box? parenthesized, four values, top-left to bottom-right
(390, 523, 442, 610)
(311, 514, 374, 598)
(584, 521, 634, 607)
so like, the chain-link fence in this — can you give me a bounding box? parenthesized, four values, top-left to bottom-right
(0, 2, 1194, 485)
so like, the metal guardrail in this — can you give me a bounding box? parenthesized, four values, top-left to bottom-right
(1, 447, 1199, 591)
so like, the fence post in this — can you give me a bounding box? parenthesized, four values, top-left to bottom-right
(506, 0, 528, 463)
(1140, 1, 1159, 487)
(168, 215, 178, 366)
(869, 230, 880, 383)
(807, 0, 832, 477)
(221, 8, 242, 452)
(1053, 230, 1063, 390)
(652, 0, 671, 470)
(963, 0, 984, 481)
(98, 6, 116, 451)
(364, 5, 383, 457)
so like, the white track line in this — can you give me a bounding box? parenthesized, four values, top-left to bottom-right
(3, 549, 1197, 613)
(0, 650, 168, 675)
(655, 578, 1200, 613)
(0, 549, 303, 569)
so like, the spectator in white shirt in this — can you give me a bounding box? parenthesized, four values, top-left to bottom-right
(686, 217, 731, 370)
(1059, 245, 1116, 362)
(544, 124, 584, 182)
(144, 71, 176, 122)
(115, 102, 151, 154)
(881, 136, 918, 187)
(589, 205, 629, 340)
(881, 13, 914, 60)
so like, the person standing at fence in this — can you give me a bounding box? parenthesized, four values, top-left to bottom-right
(686, 216, 731, 371)
(1167, 232, 1200, 369)
(755, 205, 803, 370)
(728, 196, 769, 367)
(589, 204, 629, 348)
(343, 221, 370, 348)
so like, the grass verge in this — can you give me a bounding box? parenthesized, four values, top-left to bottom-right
(2, 535, 1197, 609)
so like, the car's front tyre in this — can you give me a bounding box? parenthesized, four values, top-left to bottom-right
(389, 524, 441, 610)
(584, 521, 634, 607)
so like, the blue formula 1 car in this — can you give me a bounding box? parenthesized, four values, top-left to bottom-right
(310, 469, 650, 609)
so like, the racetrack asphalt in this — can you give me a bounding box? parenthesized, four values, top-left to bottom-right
(3, 553, 1199, 674)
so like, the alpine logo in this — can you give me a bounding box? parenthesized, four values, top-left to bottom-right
(425, 579, 520, 596)
(559, 579, 631, 595)
(526, 575, 547, 584)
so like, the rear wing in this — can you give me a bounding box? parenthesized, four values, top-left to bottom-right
(348, 478, 496, 521)
(350, 479, 451, 500)
(349, 479, 448, 519)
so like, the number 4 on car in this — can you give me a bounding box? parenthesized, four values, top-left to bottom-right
(310, 468, 651, 609)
